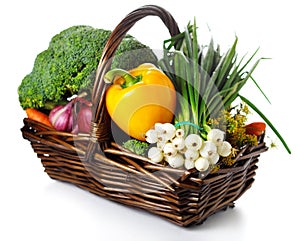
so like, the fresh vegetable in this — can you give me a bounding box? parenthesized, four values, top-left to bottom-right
(184, 149, 199, 161)
(195, 157, 209, 172)
(144, 123, 232, 172)
(245, 122, 266, 136)
(184, 134, 202, 150)
(163, 143, 177, 157)
(217, 141, 232, 157)
(122, 139, 149, 156)
(159, 22, 263, 133)
(76, 105, 92, 133)
(25, 108, 52, 127)
(148, 147, 164, 163)
(18, 25, 157, 110)
(158, 21, 291, 154)
(207, 129, 225, 146)
(49, 102, 73, 132)
(48, 96, 92, 133)
(166, 154, 185, 168)
(172, 137, 185, 150)
(184, 158, 196, 170)
(105, 63, 176, 141)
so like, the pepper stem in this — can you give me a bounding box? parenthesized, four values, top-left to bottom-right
(104, 68, 142, 89)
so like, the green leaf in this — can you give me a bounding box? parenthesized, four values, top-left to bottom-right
(216, 37, 238, 89)
(238, 48, 260, 74)
(240, 57, 266, 84)
(249, 75, 271, 104)
(184, 26, 193, 58)
(239, 95, 291, 154)
(192, 19, 200, 122)
(202, 39, 216, 75)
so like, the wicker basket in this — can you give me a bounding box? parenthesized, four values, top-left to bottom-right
(21, 5, 268, 227)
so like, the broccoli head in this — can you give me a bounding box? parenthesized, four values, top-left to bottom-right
(122, 139, 149, 156)
(18, 25, 157, 110)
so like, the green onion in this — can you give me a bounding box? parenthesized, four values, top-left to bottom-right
(158, 20, 290, 153)
(239, 95, 291, 154)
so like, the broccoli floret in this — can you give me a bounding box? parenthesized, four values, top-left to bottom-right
(18, 25, 157, 110)
(122, 139, 149, 156)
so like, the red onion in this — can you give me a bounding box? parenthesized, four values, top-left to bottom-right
(77, 105, 92, 133)
(49, 96, 92, 133)
(49, 102, 73, 132)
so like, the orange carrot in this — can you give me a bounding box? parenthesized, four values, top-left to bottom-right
(245, 122, 266, 136)
(25, 108, 53, 127)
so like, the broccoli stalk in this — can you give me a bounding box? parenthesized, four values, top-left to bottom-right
(18, 25, 157, 110)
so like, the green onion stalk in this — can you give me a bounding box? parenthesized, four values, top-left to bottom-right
(158, 20, 291, 153)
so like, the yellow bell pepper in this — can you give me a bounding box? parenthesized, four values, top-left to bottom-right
(105, 63, 176, 141)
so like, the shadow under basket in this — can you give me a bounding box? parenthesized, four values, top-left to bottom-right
(20, 5, 268, 227)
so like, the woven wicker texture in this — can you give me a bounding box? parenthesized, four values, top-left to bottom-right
(21, 5, 268, 227)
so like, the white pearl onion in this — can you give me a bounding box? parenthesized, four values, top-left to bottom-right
(156, 141, 166, 150)
(185, 134, 203, 150)
(145, 123, 232, 171)
(184, 149, 199, 161)
(217, 141, 232, 157)
(175, 128, 185, 138)
(184, 159, 195, 170)
(207, 129, 225, 147)
(166, 154, 185, 168)
(208, 152, 220, 165)
(148, 147, 163, 163)
(154, 123, 164, 134)
(163, 143, 177, 157)
(172, 137, 185, 150)
(145, 129, 158, 144)
(200, 141, 217, 158)
(161, 123, 176, 140)
(195, 157, 210, 171)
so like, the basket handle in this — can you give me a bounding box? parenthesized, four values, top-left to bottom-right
(85, 5, 180, 162)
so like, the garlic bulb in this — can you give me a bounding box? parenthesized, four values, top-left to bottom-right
(148, 147, 163, 163)
(195, 157, 209, 171)
(217, 141, 232, 157)
(185, 134, 203, 150)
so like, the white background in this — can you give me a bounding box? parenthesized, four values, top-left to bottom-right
(1, 0, 298, 240)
